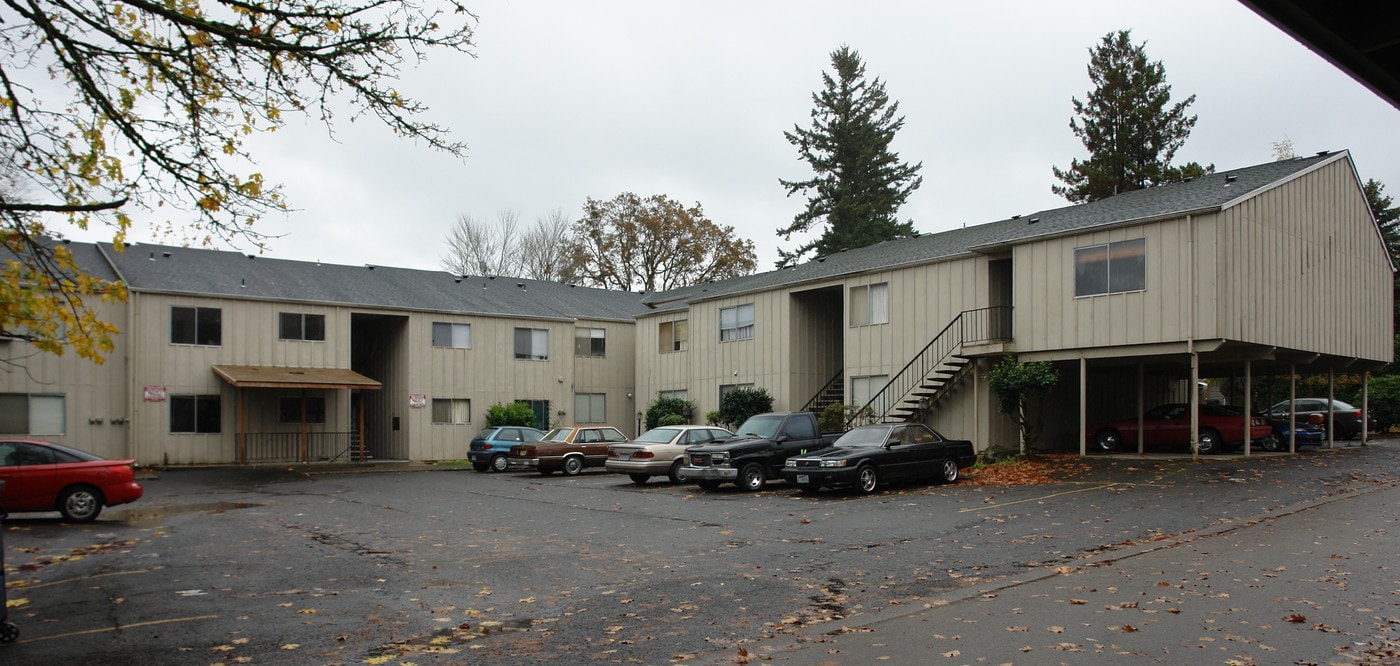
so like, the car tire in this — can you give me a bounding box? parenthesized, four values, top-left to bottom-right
(938, 458, 960, 484)
(1197, 428, 1221, 454)
(490, 454, 510, 473)
(1094, 429, 1121, 452)
(562, 456, 584, 476)
(696, 480, 721, 491)
(59, 485, 104, 522)
(628, 473, 650, 485)
(1259, 434, 1282, 452)
(856, 465, 879, 495)
(472, 462, 490, 472)
(667, 460, 685, 484)
(736, 463, 766, 492)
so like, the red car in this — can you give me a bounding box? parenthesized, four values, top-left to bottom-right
(1088, 404, 1274, 454)
(0, 439, 143, 521)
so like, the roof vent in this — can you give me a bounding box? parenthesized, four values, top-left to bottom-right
(1012, 214, 1021, 219)
(240, 278, 246, 288)
(1028, 218, 1040, 224)
(517, 283, 526, 289)
(246, 254, 255, 259)
(1224, 174, 1237, 184)
(1316, 150, 1329, 156)
(366, 264, 375, 270)
(163, 251, 171, 258)
(148, 252, 155, 260)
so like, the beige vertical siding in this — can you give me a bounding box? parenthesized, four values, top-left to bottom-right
(1215, 159, 1393, 360)
(0, 300, 129, 460)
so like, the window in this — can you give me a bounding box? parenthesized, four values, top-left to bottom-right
(659, 320, 689, 353)
(719, 383, 754, 403)
(849, 283, 890, 326)
(1074, 238, 1146, 297)
(516, 399, 550, 431)
(431, 399, 471, 424)
(0, 393, 65, 435)
(278, 396, 326, 424)
(279, 313, 326, 341)
(575, 327, 606, 357)
(574, 393, 606, 423)
(432, 322, 472, 349)
(658, 389, 688, 401)
(171, 306, 222, 346)
(514, 328, 549, 360)
(852, 375, 889, 414)
(171, 395, 221, 433)
(719, 304, 754, 342)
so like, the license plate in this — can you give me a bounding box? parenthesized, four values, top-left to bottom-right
(797, 474, 809, 484)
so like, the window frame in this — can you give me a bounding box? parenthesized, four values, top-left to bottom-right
(0, 393, 66, 435)
(170, 306, 222, 346)
(574, 327, 606, 358)
(1074, 238, 1146, 297)
(574, 393, 606, 424)
(719, 304, 754, 342)
(170, 394, 222, 434)
(431, 398, 472, 425)
(431, 322, 472, 349)
(278, 312, 326, 342)
(513, 327, 550, 361)
(659, 319, 689, 353)
(849, 282, 890, 327)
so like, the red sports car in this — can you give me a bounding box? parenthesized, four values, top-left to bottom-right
(0, 439, 143, 521)
(1088, 404, 1274, 454)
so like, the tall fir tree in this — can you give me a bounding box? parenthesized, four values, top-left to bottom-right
(1052, 30, 1207, 203)
(1363, 178, 1400, 336)
(777, 45, 923, 267)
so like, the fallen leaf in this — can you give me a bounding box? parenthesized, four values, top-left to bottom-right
(1285, 614, 1307, 623)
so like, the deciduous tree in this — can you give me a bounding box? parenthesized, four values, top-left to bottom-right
(1364, 178, 1400, 336)
(777, 45, 922, 267)
(1052, 30, 1208, 203)
(2, 0, 477, 362)
(566, 193, 756, 292)
(987, 354, 1059, 456)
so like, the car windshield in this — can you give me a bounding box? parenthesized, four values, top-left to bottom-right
(734, 415, 782, 438)
(541, 428, 574, 442)
(633, 428, 680, 444)
(831, 427, 892, 448)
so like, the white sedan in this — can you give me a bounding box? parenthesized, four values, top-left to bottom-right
(605, 425, 733, 484)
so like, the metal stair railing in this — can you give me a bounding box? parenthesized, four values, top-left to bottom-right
(800, 369, 844, 415)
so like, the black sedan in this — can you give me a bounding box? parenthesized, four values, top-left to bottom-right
(780, 423, 976, 495)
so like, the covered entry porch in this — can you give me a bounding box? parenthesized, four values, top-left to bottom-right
(212, 365, 383, 463)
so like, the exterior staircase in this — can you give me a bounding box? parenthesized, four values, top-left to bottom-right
(842, 306, 1011, 428)
(801, 370, 845, 416)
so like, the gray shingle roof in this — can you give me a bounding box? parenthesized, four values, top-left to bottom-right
(98, 243, 652, 322)
(644, 152, 1348, 307)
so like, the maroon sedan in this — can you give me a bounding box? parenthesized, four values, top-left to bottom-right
(1088, 404, 1274, 454)
(0, 439, 143, 521)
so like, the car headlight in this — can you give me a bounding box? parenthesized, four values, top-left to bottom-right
(711, 452, 729, 464)
(820, 459, 848, 468)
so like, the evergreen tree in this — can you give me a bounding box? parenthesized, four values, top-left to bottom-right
(1363, 178, 1400, 336)
(777, 46, 923, 267)
(1052, 30, 1205, 203)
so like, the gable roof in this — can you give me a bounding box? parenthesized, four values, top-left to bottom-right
(98, 243, 651, 323)
(644, 151, 1354, 308)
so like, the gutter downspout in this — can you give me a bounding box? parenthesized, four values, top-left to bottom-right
(1188, 214, 1199, 461)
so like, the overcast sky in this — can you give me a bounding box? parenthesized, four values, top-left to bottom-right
(101, 0, 1400, 273)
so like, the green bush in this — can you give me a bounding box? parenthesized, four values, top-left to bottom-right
(717, 387, 773, 429)
(485, 401, 539, 428)
(645, 397, 694, 430)
(818, 403, 859, 433)
(705, 410, 723, 427)
(657, 413, 687, 427)
(1366, 375, 1400, 432)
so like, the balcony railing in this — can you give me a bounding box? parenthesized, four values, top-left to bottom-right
(239, 432, 366, 463)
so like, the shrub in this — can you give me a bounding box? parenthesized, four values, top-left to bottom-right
(717, 387, 773, 429)
(485, 401, 539, 428)
(645, 397, 694, 430)
(705, 410, 723, 427)
(818, 403, 859, 433)
(657, 413, 687, 427)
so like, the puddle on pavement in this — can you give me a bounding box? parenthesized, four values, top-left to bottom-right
(121, 501, 260, 527)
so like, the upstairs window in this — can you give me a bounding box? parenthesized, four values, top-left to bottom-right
(575, 327, 606, 357)
(279, 313, 326, 341)
(659, 320, 689, 353)
(1075, 238, 1146, 297)
(171, 306, 222, 346)
(432, 322, 472, 349)
(719, 304, 754, 342)
(514, 328, 549, 360)
(850, 283, 889, 326)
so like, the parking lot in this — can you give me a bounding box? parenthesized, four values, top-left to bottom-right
(2, 440, 1395, 664)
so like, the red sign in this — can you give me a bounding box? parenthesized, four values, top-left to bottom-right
(143, 385, 167, 402)
(408, 393, 426, 409)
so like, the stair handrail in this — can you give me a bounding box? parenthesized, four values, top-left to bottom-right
(800, 368, 845, 414)
(846, 312, 964, 428)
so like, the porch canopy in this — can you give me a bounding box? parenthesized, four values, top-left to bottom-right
(212, 365, 382, 463)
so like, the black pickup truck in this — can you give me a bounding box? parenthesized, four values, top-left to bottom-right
(680, 411, 842, 492)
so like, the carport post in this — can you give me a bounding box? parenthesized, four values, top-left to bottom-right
(1363, 371, 1370, 446)
(1328, 369, 1336, 449)
(1289, 364, 1297, 453)
(1243, 360, 1252, 457)
(1079, 357, 1087, 458)
(1190, 350, 1200, 460)
(1136, 363, 1145, 454)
